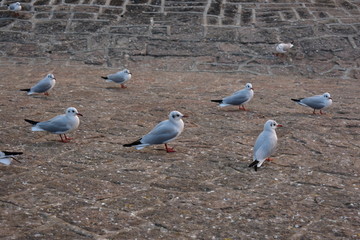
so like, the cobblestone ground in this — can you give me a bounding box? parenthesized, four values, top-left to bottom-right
(1, 0, 360, 240)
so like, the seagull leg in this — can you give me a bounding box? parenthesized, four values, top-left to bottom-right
(312, 109, 316, 115)
(239, 105, 247, 111)
(266, 158, 274, 162)
(320, 110, 326, 115)
(164, 144, 176, 153)
(120, 84, 127, 89)
(44, 92, 49, 96)
(59, 134, 67, 143)
(64, 134, 73, 141)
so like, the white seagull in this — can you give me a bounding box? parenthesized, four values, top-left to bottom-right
(20, 74, 56, 96)
(123, 111, 187, 152)
(0, 151, 23, 165)
(8, 2, 21, 16)
(101, 69, 132, 88)
(211, 83, 254, 111)
(25, 107, 83, 143)
(291, 92, 332, 115)
(249, 120, 282, 171)
(275, 42, 293, 54)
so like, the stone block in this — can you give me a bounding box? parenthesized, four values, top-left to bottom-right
(110, 25, 149, 35)
(279, 26, 315, 39)
(34, 21, 67, 34)
(238, 28, 278, 44)
(206, 27, 237, 42)
(68, 20, 110, 33)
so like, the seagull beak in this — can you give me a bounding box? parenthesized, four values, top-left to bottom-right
(251, 87, 254, 90)
(182, 114, 189, 118)
(77, 113, 83, 117)
(329, 97, 332, 100)
(277, 124, 283, 127)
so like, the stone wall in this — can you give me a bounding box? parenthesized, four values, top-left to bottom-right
(1, 0, 360, 79)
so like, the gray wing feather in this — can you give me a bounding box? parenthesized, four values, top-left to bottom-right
(300, 95, 326, 109)
(107, 72, 126, 83)
(223, 89, 250, 105)
(37, 115, 70, 133)
(31, 79, 52, 93)
(253, 131, 277, 161)
(141, 120, 179, 145)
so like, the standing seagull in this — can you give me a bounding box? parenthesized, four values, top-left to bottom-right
(123, 111, 187, 152)
(0, 151, 23, 165)
(8, 2, 22, 16)
(20, 74, 56, 96)
(291, 92, 332, 115)
(275, 42, 293, 53)
(101, 69, 132, 88)
(249, 120, 282, 171)
(211, 83, 254, 110)
(24, 107, 82, 143)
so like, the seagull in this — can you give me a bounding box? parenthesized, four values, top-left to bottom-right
(8, 2, 21, 16)
(24, 107, 83, 143)
(275, 42, 293, 54)
(211, 83, 254, 110)
(291, 92, 332, 115)
(249, 120, 282, 171)
(20, 74, 56, 96)
(123, 111, 187, 152)
(0, 151, 23, 165)
(101, 69, 132, 88)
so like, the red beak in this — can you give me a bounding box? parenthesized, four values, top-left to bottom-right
(182, 114, 189, 118)
(277, 124, 283, 127)
(77, 113, 83, 117)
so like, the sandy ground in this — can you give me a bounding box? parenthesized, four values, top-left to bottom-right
(0, 64, 359, 239)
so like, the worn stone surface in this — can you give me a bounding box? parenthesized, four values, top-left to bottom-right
(0, 0, 360, 239)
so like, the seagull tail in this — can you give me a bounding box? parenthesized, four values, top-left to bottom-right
(249, 160, 259, 171)
(101, 76, 108, 80)
(211, 100, 222, 103)
(24, 119, 39, 125)
(291, 98, 302, 102)
(20, 88, 30, 92)
(2, 151, 23, 156)
(123, 139, 142, 147)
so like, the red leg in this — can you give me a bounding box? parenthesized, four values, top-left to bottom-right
(320, 110, 326, 115)
(266, 158, 274, 162)
(64, 134, 73, 140)
(44, 92, 49, 96)
(164, 144, 176, 153)
(239, 105, 247, 111)
(120, 84, 127, 89)
(59, 134, 68, 143)
(312, 109, 316, 114)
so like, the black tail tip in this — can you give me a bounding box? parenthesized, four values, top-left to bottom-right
(211, 100, 222, 103)
(24, 119, 38, 125)
(249, 160, 259, 171)
(123, 139, 142, 147)
(101, 76, 108, 80)
(291, 98, 300, 102)
(20, 88, 30, 92)
(2, 151, 23, 156)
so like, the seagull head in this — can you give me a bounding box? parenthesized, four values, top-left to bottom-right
(265, 120, 282, 130)
(245, 83, 254, 90)
(123, 69, 131, 75)
(323, 92, 332, 100)
(47, 73, 56, 80)
(169, 111, 187, 121)
(66, 107, 83, 117)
